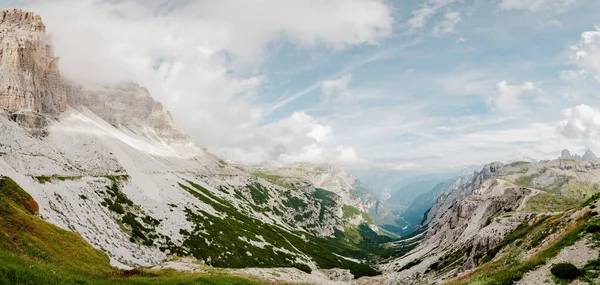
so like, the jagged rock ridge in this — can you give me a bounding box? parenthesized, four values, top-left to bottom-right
(378, 159, 600, 283)
(561, 148, 597, 162)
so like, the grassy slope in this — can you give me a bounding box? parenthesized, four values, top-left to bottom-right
(175, 181, 383, 278)
(0, 176, 263, 285)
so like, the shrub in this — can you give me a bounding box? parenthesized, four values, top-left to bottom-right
(551, 263, 579, 280)
(586, 224, 600, 233)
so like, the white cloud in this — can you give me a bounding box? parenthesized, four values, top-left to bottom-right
(20, 0, 394, 166)
(559, 69, 587, 80)
(321, 74, 352, 100)
(432, 10, 462, 35)
(408, 0, 458, 31)
(217, 112, 357, 165)
(567, 26, 600, 82)
(557, 104, 600, 141)
(498, 0, 576, 12)
(488, 80, 539, 110)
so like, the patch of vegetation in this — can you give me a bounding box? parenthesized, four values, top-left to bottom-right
(173, 181, 384, 278)
(421, 208, 432, 225)
(312, 188, 338, 222)
(0, 176, 111, 274)
(524, 193, 578, 213)
(586, 224, 600, 233)
(98, 177, 162, 246)
(514, 175, 535, 189)
(0, 249, 266, 285)
(283, 196, 308, 210)
(399, 259, 422, 271)
(253, 172, 290, 188)
(509, 161, 532, 166)
(0, 176, 266, 285)
(551, 262, 580, 280)
(581, 193, 600, 209)
(342, 205, 361, 219)
(246, 183, 270, 205)
(33, 175, 84, 184)
(34, 176, 52, 184)
(565, 182, 599, 201)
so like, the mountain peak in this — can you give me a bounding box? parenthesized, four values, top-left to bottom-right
(583, 148, 597, 161)
(560, 148, 597, 162)
(0, 8, 45, 33)
(0, 9, 193, 144)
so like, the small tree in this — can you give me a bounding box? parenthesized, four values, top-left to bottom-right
(551, 262, 579, 280)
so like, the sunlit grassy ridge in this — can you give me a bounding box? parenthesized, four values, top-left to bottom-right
(0, 176, 265, 285)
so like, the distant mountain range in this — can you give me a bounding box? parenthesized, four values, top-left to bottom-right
(561, 148, 598, 162)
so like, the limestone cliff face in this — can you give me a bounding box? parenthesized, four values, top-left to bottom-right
(0, 9, 191, 144)
(0, 9, 69, 122)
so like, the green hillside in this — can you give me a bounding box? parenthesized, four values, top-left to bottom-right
(0, 176, 263, 285)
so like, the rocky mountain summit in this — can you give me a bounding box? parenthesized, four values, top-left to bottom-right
(0, 9, 69, 133)
(561, 148, 598, 162)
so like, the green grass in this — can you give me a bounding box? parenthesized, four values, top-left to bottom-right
(523, 193, 578, 213)
(253, 172, 290, 189)
(0, 176, 270, 285)
(246, 183, 270, 205)
(0, 176, 111, 275)
(282, 196, 307, 210)
(312, 188, 338, 222)
(0, 252, 265, 285)
(174, 181, 383, 278)
(342, 205, 361, 219)
(565, 182, 599, 201)
(99, 177, 163, 245)
(512, 173, 574, 195)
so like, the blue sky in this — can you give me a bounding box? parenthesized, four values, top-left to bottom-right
(7, 0, 600, 171)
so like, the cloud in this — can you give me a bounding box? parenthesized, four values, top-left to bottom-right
(321, 74, 351, 100)
(432, 10, 462, 35)
(488, 80, 539, 110)
(217, 112, 357, 165)
(408, 0, 458, 31)
(498, 0, 576, 12)
(567, 26, 600, 81)
(19, 0, 395, 166)
(557, 104, 600, 141)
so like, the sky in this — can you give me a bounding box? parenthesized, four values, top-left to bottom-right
(5, 0, 600, 172)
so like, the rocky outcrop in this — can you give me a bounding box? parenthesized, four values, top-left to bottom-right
(0, 9, 71, 126)
(319, 269, 354, 282)
(380, 163, 536, 282)
(78, 83, 192, 144)
(0, 9, 192, 143)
